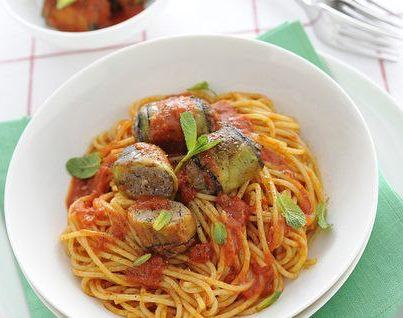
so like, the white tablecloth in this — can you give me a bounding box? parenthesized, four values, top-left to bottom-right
(0, 0, 402, 121)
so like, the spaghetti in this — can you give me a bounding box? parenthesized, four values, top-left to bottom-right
(61, 90, 326, 317)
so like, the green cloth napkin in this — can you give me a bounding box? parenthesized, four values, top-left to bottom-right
(0, 118, 55, 318)
(1, 21, 403, 318)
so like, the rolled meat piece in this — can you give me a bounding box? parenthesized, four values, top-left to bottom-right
(133, 96, 213, 154)
(43, 0, 110, 32)
(113, 143, 178, 198)
(181, 126, 263, 194)
(128, 197, 197, 256)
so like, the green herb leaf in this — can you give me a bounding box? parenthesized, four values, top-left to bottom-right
(196, 134, 209, 145)
(153, 211, 172, 231)
(187, 81, 209, 91)
(186, 81, 217, 96)
(56, 0, 77, 10)
(193, 138, 222, 155)
(66, 152, 101, 179)
(133, 254, 152, 266)
(256, 291, 282, 311)
(212, 222, 227, 245)
(180, 111, 197, 151)
(316, 202, 331, 229)
(276, 192, 307, 229)
(175, 113, 221, 173)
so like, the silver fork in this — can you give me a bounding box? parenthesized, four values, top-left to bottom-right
(297, 0, 403, 61)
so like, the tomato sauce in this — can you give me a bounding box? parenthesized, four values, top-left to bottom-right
(216, 194, 251, 227)
(211, 101, 253, 135)
(216, 194, 252, 281)
(109, 212, 129, 241)
(66, 165, 112, 207)
(261, 148, 289, 169)
(149, 96, 201, 154)
(242, 262, 274, 299)
(188, 242, 213, 264)
(267, 218, 285, 251)
(89, 236, 112, 254)
(178, 171, 197, 204)
(72, 200, 108, 229)
(125, 256, 166, 289)
(130, 196, 171, 211)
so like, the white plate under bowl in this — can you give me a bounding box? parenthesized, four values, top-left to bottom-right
(296, 53, 403, 317)
(4, 35, 378, 318)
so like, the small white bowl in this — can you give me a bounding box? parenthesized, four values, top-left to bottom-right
(5, 35, 378, 318)
(1, 0, 167, 49)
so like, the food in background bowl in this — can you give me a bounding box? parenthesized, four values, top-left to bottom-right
(43, 0, 145, 32)
(61, 83, 330, 317)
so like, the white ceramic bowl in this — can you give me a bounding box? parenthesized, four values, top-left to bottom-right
(1, 0, 166, 49)
(5, 35, 378, 318)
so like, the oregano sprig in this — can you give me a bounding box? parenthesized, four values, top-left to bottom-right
(174, 112, 221, 173)
(187, 81, 217, 97)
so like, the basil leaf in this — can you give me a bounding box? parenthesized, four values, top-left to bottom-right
(57, 0, 77, 9)
(66, 152, 101, 179)
(256, 291, 282, 311)
(187, 81, 209, 91)
(316, 202, 331, 229)
(180, 111, 197, 151)
(133, 253, 152, 266)
(212, 222, 227, 245)
(153, 211, 172, 231)
(276, 192, 307, 229)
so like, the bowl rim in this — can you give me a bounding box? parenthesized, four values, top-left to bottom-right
(4, 34, 379, 318)
(1, 0, 163, 38)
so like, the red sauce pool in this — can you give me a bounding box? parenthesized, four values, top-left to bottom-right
(216, 194, 251, 227)
(211, 101, 253, 135)
(66, 165, 112, 207)
(188, 243, 213, 264)
(242, 262, 274, 299)
(261, 148, 288, 168)
(216, 194, 252, 281)
(125, 256, 166, 289)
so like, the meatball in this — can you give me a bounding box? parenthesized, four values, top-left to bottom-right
(113, 143, 178, 199)
(133, 96, 213, 154)
(43, 0, 110, 32)
(128, 197, 197, 256)
(181, 126, 263, 194)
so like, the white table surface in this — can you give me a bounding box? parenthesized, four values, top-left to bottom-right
(0, 0, 402, 122)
